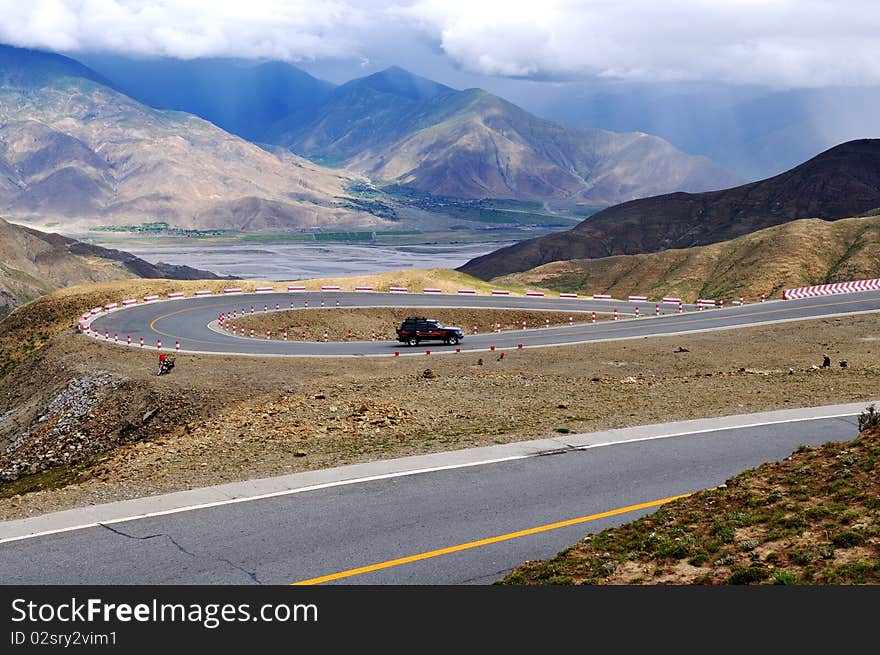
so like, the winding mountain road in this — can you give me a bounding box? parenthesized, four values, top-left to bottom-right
(5, 289, 875, 583)
(84, 289, 880, 356)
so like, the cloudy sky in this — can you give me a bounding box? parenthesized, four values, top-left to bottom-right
(1, 0, 879, 89)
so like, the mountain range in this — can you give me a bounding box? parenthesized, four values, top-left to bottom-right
(459, 139, 880, 280)
(0, 45, 376, 232)
(78, 54, 742, 208)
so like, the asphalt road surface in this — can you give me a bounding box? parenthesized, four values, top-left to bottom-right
(0, 406, 869, 584)
(85, 290, 880, 356)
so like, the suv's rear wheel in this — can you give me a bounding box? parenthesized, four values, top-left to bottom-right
(407, 337, 418, 346)
(447, 335, 459, 346)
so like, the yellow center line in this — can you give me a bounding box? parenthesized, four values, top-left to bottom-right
(148, 302, 232, 345)
(290, 492, 693, 585)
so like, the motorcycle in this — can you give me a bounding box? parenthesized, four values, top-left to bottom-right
(157, 354, 176, 376)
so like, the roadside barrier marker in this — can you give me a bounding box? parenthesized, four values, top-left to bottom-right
(592, 311, 596, 323)
(126, 335, 131, 346)
(114, 333, 118, 342)
(175, 341, 180, 352)
(613, 308, 619, 320)
(473, 324, 478, 334)
(283, 330, 288, 341)
(323, 330, 329, 342)
(522, 319, 527, 329)
(569, 315, 573, 325)
(266, 330, 271, 340)
(635, 306, 640, 318)
(655, 304, 660, 316)
(140, 337, 144, 348)
(545, 316, 549, 328)
(371, 330, 376, 342)
(157, 339, 161, 349)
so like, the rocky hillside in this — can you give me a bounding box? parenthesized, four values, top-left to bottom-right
(460, 139, 880, 279)
(274, 68, 741, 205)
(0, 45, 376, 232)
(0, 217, 222, 314)
(494, 214, 880, 302)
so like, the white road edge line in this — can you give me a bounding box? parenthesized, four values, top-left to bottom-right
(0, 407, 868, 545)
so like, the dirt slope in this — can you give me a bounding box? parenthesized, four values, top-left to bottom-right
(494, 214, 880, 302)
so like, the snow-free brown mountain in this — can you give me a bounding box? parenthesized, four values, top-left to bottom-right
(0, 45, 376, 232)
(0, 217, 223, 314)
(459, 139, 880, 280)
(273, 67, 742, 206)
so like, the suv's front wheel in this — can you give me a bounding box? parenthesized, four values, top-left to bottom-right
(446, 335, 459, 346)
(407, 337, 418, 346)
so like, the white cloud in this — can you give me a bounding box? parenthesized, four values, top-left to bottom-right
(397, 0, 880, 88)
(0, 0, 878, 87)
(0, 0, 375, 61)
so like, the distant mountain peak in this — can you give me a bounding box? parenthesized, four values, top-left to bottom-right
(349, 66, 456, 101)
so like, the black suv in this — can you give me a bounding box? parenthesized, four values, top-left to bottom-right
(396, 317, 464, 346)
